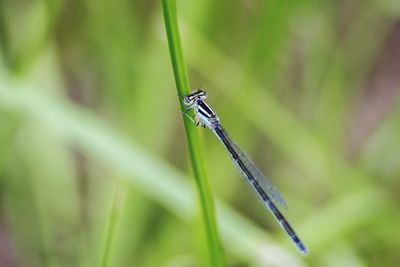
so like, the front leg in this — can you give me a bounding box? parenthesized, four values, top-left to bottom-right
(194, 117, 204, 127)
(195, 120, 205, 128)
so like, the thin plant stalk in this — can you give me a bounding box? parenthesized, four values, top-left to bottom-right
(161, 0, 225, 266)
(99, 186, 126, 267)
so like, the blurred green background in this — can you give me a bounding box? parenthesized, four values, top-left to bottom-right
(1, 0, 400, 266)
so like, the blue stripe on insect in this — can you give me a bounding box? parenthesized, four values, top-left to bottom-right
(183, 89, 308, 255)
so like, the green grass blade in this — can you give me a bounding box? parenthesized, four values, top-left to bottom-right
(161, 1, 225, 266)
(99, 186, 126, 267)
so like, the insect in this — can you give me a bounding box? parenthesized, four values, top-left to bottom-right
(183, 90, 308, 255)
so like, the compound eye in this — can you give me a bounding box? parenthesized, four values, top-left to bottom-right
(198, 90, 208, 99)
(183, 96, 193, 106)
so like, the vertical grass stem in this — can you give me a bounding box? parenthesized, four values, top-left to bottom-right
(161, 1, 225, 266)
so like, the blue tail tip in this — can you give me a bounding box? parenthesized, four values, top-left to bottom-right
(298, 242, 308, 255)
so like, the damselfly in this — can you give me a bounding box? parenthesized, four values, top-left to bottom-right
(183, 89, 308, 255)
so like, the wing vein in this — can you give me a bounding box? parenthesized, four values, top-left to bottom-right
(213, 125, 288, 209)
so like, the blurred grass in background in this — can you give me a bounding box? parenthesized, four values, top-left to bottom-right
(0, 0, 400, 266)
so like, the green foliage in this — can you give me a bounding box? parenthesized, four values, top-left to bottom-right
(0, 0, 400, 266)
(161, 0, 224, 266)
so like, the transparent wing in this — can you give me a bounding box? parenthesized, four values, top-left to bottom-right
(213, 125, 288, 209)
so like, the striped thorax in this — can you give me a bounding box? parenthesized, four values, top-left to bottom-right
(183, 90, 220, 129)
